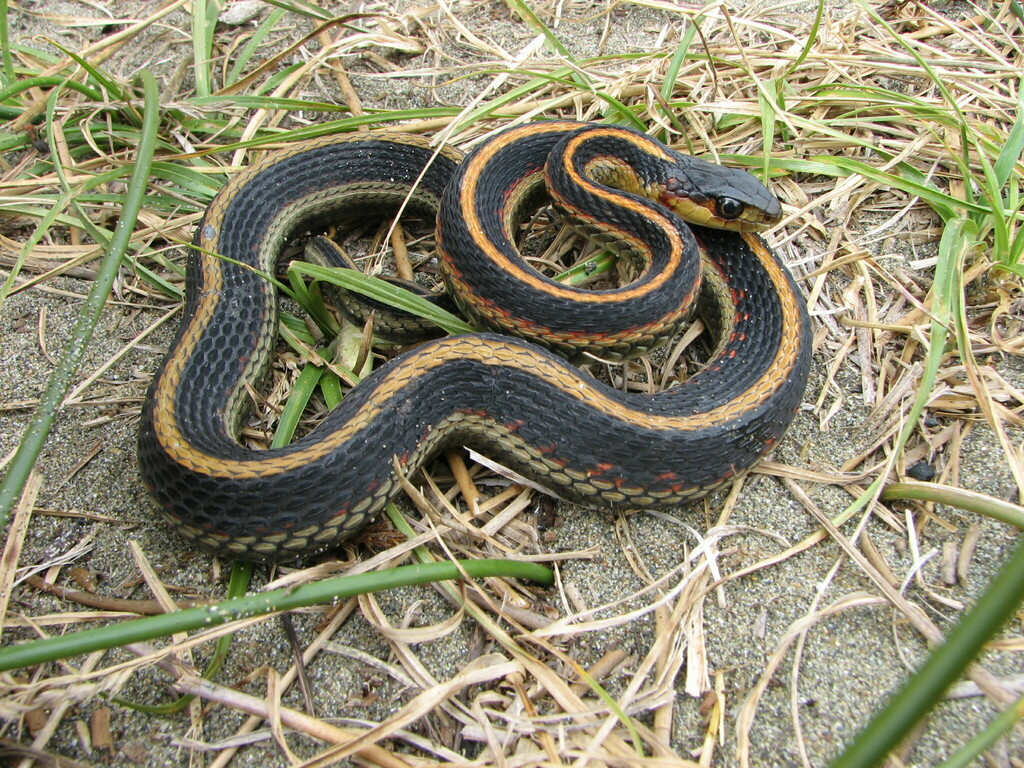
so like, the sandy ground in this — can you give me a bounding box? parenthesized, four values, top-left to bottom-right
(2, 1, 1022, 766)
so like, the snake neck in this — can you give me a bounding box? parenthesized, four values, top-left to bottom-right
(545, 124, 781, 232)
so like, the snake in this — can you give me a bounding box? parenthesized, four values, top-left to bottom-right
(137, 121, 812, 562)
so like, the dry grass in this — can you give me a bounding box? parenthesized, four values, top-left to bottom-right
(1, 1, 1023, 766)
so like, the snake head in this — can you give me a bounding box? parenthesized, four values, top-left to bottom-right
(659, 159, 783, 232)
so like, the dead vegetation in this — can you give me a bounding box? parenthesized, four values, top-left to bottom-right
(1, 1, 1023, 766)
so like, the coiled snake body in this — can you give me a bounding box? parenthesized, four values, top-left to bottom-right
(138, 122, 811, 562)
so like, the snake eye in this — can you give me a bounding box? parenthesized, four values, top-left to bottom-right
(716, 197, 745, 220)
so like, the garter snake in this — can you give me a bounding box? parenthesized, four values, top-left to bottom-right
(138, 122, 812, 562)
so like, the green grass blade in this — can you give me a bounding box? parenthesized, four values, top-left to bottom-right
(660, 23, 698, 104)
(990, 84, 1024, 267)
(226, 6, 288, 85)
(656, 21, 700, 136)
(286, 268, 338, 335)
(4, 39, 61, 69)
(260, 0, 332, 20)
(783, 0, 824, 76)
(0, 72, 161, 527)
(757, 78, 779, 179)
(997, 260, 1024, 279)
(553, 251, 617, 285)
(504, 0, 576, 68)
(42, 87, 120, 254)
(175, 108, 460, 156)
(189, 95, 354, 112)
(289, 262, 475, 335)
(148, 161, 223, 202)
(830, 217, 987, 765)
(449, 68, 572, 128)
(818, 155, 967, 221)
(595, 92, 647, 129)
(0, 560, 553, 672)
(278, 312, 318, 346)
(0, 0, 13, 83)
(192, 0, 223, 98)
(45, 39, 129, 104)
(502, 0, 597, 95)
(112, 561, 255, 714)
(0, 75, 104, 103)
(853, 0, 965, 125)
(132, 258, 184, 300)
(270, 363, 324, 448)
(320, 371, 344, 409)
(967, 130, 1012, 261)
(936, 694, 1024, 768)
(831, 536, 1024, 768)
(880, 482, 1024, 529)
